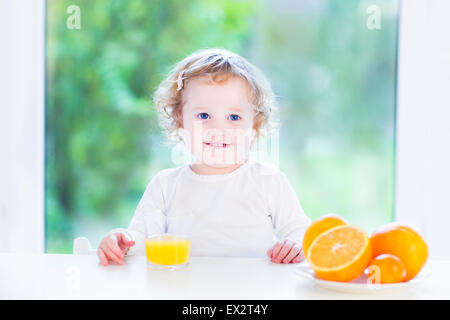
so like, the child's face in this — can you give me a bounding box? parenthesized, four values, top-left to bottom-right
(180, 76, 255, 168)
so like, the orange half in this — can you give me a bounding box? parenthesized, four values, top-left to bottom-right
(307, 225, 372, 282)
(302, 214, 347, 259)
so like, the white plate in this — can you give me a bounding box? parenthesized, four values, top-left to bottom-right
(295, 262, 431, 294)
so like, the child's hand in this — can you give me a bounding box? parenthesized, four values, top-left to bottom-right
(97, 232, 135, 266)
(267, 239, 304, 264)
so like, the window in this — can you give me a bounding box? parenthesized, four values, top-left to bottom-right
(45, 0, 398, 252)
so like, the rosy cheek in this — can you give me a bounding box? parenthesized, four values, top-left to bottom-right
(182, 121, 203, 141)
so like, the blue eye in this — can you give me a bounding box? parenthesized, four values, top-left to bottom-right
(229, 114, 240, 121)
(197, 113, 210, 120)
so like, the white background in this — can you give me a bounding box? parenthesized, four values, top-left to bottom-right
(0, 0, 449, 258)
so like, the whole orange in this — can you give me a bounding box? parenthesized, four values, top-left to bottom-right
(302, 214, 347, 259)
(367, 254, 406, 284)
(370, 223, 428, 281)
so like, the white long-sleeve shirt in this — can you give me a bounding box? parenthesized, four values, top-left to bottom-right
(113, 160, 311, 257)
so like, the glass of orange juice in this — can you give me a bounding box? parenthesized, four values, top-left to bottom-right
(145, 212, 192, 270)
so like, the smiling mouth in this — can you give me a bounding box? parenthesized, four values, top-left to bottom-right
(203, 142, 231, 149)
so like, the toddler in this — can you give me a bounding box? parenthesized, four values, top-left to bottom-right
(97, 48, 311, 266)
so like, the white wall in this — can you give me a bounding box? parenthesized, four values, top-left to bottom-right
(0, 0, 45, 253)
(395, 0, 450, 259)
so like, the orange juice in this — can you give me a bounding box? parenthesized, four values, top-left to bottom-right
(145, 234, 191, 266)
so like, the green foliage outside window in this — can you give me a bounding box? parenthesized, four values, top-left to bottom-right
(46, 0, 397, 253)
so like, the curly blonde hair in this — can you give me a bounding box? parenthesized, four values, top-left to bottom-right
(153, 48, 277, 144)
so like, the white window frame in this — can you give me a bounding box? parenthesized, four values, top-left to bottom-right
(0, 0, 46, 253)
(395, 0, 450, 259)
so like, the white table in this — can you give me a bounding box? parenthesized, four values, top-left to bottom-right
(0, 253, 448, 299)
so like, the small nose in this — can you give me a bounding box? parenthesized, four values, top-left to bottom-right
(204, 118, 228, 140)
(210, 116, 228, 130)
